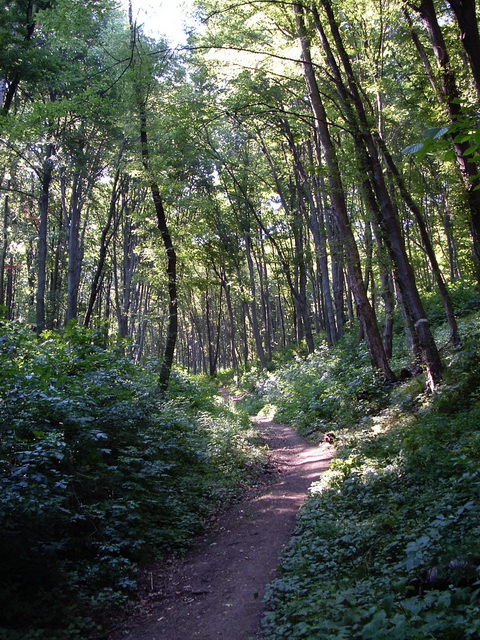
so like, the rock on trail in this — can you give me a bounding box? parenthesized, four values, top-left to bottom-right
(109, 411, 334, 640)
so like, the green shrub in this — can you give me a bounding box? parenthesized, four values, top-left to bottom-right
(0, 321, 265, 639)
(256, 336, 390, 437)
(260, 313, 480, 640)
(422, 279, 480, 326)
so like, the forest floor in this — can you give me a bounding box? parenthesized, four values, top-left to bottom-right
(108, 393, 334, 640)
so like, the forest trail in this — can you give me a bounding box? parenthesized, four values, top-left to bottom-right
(109, 396, 334, 640)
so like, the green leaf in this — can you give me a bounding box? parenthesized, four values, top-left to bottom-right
(454, 134, 472, 144)
(402, 142, 424, 155)
(424, 126, 449, 140)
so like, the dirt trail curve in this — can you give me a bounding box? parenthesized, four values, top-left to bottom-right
(109, 396, 334, 640)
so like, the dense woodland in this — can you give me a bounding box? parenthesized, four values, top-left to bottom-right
(1, 0, 480, 638)
(0, 0, 479, 386)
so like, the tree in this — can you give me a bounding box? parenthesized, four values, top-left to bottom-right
(293, 2, 396, 382)
(128, 6, 178, 391)
(309, 0, 442, 389)
(409, 0, 480, 283)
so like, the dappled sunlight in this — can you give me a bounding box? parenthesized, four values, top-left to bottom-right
(253, 491, 310, 515)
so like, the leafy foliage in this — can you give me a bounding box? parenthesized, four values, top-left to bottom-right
(0, 321, 264, 639)
(259, 314, 480, 640)
(255, 334, 391, 437)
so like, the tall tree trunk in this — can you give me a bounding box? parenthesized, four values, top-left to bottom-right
(0, 177, 10, 308)
(403, 8, 443, 101)
(48, 204, 66, 329)
(84, 145, 125, 327)
(223, 277, 239, 375)
(381, 267, 395, 360)
(139, 111, 177, 391)
(288, 134, 338, 344)
(211, 259, 240, 375)
(292, 199, 315, 352)
(245, 232, 268, 368)
(257, 125, 317, 351)
(129, 4, 177, 390)
(446, 0, 480, 99)
(412, 0, 480, 282)
(260, 241, 273, 360)
(6, 257, 15, 319)
(440, 190, 461, 280)
(254, 236, 273, 359)
(65, 171, 83, 323)
(222, 148, 315, 354)
(379, 138, 460, 347)
(35, 143, 55, 334)
(326, 208, 346, 340)
(205, 289, 222, 377)
(315, 0, 442, 389)
(294, 3, 396, 382)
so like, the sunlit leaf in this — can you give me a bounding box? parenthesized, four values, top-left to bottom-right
(402, 142, 424, 154)
(424, 126, 449, 140)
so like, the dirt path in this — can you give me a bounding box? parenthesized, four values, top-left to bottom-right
(109, 410, 334, 640)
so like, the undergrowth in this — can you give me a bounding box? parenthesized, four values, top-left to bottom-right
(0, 321, 264, 640)
(251, 333, 396, 438)
(257, 313, 480, 639)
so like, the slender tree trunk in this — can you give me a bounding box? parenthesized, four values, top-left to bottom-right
(381, 268, 395, 360)
(84, 146, 125, 327)
(0, 179, 10, 308)
(65, 172, 83, 323)
(260, 242, 273, 359)
(326, 208, 345, 339)
(213, 288, 223, 374)
(254, 236, 273, 359)
(112, 214, 135, 340)
(440, 191, 461, 280)
(403, 8, 443, 101)
(206, 289, 222, 377)
(245, 232, 268, 368)
(6, 257, 15, 319)
(211, 259, 240, 374)
(48, 204, 65, 329)
(413, 0, 480, 282)
(294, 3, 395, 381)
(139, 109, 178, 391)
(129, 4, 177, 390)
(446, 0, 480, 99)
(379, 138, 460, 347)
(289, 134, 338, 344)
(315, 0, 442, 389)
(395, 275, 421, 359)
(35, 143, 55, 334)
(292, 199, 315, 352)
(258, 124, 317, 350)
(223, 277, 239, 374)
(241, 300, 249, 365)
(222, 150, 314, 353)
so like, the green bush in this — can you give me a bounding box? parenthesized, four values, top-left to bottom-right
(422, 279, 480, 327)
(0, 321, 264, 639)
(256, 336, 390, 437)
(260, 313, 480, 640)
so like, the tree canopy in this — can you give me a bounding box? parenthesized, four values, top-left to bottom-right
(1, 1, 480, 637)
(2, 0, 478, 390)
